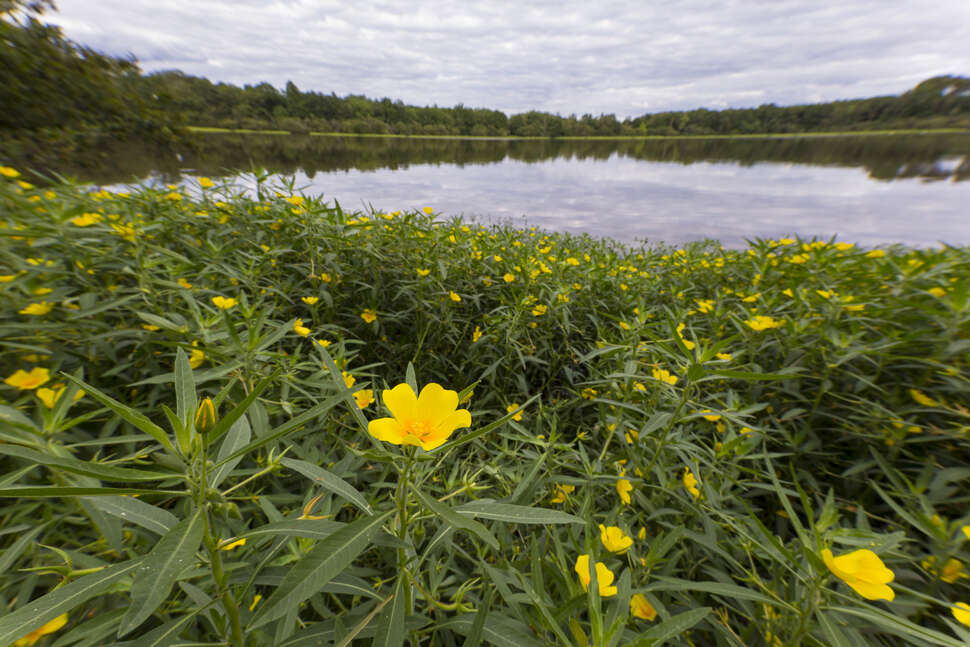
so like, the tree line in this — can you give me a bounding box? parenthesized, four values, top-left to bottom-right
(2, 0, 969, 150)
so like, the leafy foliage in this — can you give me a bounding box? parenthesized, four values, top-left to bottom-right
(0, 170, 969, 646)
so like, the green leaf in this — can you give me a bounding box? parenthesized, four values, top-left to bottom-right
(0, 486, 183, 497)
(455, 500, 584, 525)
(620, 607, 711, 647)
(371, 576, 406, 647)
(82, 495, 178, 535)
(60, 374, 175, 453)
(205, 367, 281, 446)
(249, 509, 393, 629)
(280, 457, 373, 515)
(210, 414, 252, 488)
(411, 483, 499, 550)
(828, 605, 967, 647)
(214, 392, 344, 469)
(119, 509, 205, 636)
(0, 559, 144, 647)
(0, 404, 40, 432)
(236, 518, 345, 543)
(0, 524, 47, 573)
(435, 613, 546, 647)
(173, 347, 197, 428)
(642, 577, 779, 606)
(0, 444, 177, 483)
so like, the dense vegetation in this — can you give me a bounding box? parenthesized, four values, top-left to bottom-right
(0, 0, 184, 163)
(152, 73, 970, 137)
(1, 169, 969, 646)
(2, 0, 969, 150)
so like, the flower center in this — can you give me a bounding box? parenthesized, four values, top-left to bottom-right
(403, 419, 433, 441)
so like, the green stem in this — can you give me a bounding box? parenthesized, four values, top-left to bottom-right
(203, 508, 245, 646)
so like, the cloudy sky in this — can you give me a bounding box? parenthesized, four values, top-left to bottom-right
(47, 0, 970, 118)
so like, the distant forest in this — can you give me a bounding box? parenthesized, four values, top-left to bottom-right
(2, 0, 970, 150)
(150, 73, 970, 138)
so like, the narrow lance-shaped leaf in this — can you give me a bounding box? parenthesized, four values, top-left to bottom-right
(83, 495, 178, 536)
(411, 482, 499, 550)
(370, 576, 406, 647)
(0, 559, 145, 647)
(281, 457, 373, 515)
(249, 509, 393, 629)
(119, 509, 205, 636)
(455, 500, 584, 525)
(173, 347, 197, 428)
(61, 374, 175, 452)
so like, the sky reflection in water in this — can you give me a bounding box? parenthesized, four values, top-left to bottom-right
(277, 154, 969, 249)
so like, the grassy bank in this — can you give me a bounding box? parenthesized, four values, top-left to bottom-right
(1, 168, 969, 646)
(186, 125, 970, 140)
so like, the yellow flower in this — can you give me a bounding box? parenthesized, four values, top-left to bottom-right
(177, 278, 193, 289)
(472, 326, 483, 342)
(834, 242, 855, 251)
(285, 195, 304, 207)
(782, 288, 794, 297)
(0, 274, 17, 282)
(616, 479, 632, 505)
(423, 206, 433, 215)
(36, 386, 84, 408)
(71, 212, 102, 227)
(928, 287, 946, 298)
(5, 367, 51, 390)
(320, 272, 332, 283)
(696, 299, 715, 313)
(821, 548, 895, 601)
(699, 410, 721, 422)
(683, 467, 700, 499)
(293, 318, 311, 336)
(317, 339, 332, 348)
(302, 296, 319, 305)
(744, 315, 783, 331)
(503, 273, 515, 283)
(19, 302, 53, 315)
(506, 403, 523, 421)
(599, 525, 633, 554)
(361, 309, 377, 323)
(354, 389, 375, 409)
(651, 367, 678, 385)
(532, 304, 548, 316)
(630, 594, 657, 621)
(13, 613, 68, 647)
(198, 177, 215, 189)
(715, 352, 732, 360)
(676, 323, 695, 350)
(189, 348, 205, 369)
(211, 296, 238, 310)
(368, 382, 471, 451)
(574, 555, 617, 597)
(963, 526, 970, 541)
(416, 268, 431, 277)
(952, 602, 970, 627)
(909, 389, 939, 407)
(0, 166, 20, 178)
(922, 556, 968, 583)
(550, 484, 575, 503)
(220, 538, 246, 551)
(866, 249, 886, 259)
(449, 291, 462, 302)
(341, 371, 356, 389)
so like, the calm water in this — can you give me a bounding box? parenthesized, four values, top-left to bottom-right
(69, 134, 970, 247)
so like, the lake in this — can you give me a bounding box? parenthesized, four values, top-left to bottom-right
(52, 133, 970, 248)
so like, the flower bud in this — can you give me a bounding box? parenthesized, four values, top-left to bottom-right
(195, 397, 217, 433)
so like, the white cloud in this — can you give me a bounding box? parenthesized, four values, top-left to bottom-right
(48, 0, 970, 117)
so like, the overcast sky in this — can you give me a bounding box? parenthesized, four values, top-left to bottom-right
(46, 0, 970, 118)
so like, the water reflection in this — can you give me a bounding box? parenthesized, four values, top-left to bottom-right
(26, 133, 970, 248)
